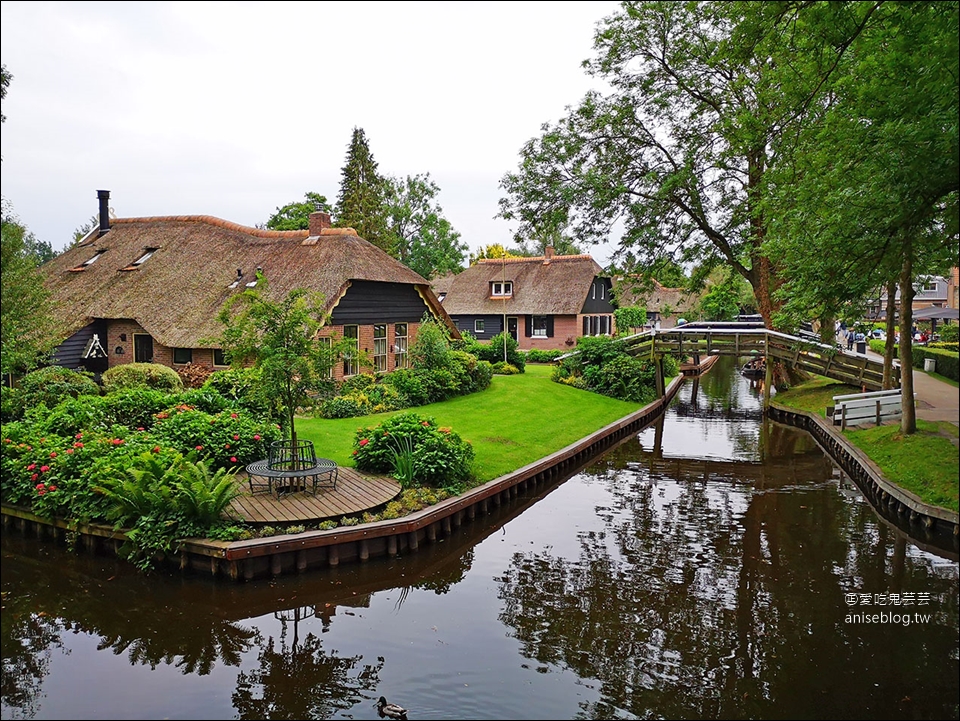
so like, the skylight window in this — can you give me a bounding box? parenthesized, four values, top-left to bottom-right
(83, 252, 104, 266)
(132, 248, 156, 266)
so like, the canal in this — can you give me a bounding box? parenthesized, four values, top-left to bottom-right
(2, 357, 958, 720)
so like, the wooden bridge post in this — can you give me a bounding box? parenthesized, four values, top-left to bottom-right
(654, 355, 666, 398)
(763, 334, 772, 409)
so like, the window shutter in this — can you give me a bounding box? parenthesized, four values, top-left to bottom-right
(546, 316, 554, 337)
(583, 317, 589, 335)
(524, 316, 532, 337)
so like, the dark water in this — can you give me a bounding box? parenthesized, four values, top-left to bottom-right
(2, 358, 958, 720)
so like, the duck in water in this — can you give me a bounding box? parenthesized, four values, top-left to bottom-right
(375, 696, 408, 720)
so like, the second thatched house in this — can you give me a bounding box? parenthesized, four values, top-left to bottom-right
(438, 248, 615, 350)
(42, 191, 457, 382)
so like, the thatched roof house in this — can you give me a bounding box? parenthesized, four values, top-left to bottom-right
(613, 277, 697, 328)
(438, 248, 615, 350)
(43, 191, 455, 379)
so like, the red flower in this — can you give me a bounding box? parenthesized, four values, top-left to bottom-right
(195, 445, 204, 451)
(253, 434, 261, 441)
(3, 438, 10, 443)
(49, 485, 57, 492)
(137, 426, 145, 431)
(26, 463, 36, 471)
(37, 489, 46, 496)
(40, 465, 50, 473)
(49, 452, 57, 458)
(73, 442, 84, 448)
(112, 439, 124, 446)
(31, 473, 38, 481)
(75, 433, 83, 440)
(230, 456, 237, 463)
(209, 419, 216, 425)
(65, 449, 74, 455)
(224, 443, 231, 449)
(36, 483, 45, 490)
(358, 438, 369, 446)
(231, 413, 238, 419)
(153, 446, 161, 453)
(422, 421, 430, 427)
(352, 450, 358, 455)
(233, 434, 240, 441)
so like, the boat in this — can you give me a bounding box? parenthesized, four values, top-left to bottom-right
(740, 358, 766, 378)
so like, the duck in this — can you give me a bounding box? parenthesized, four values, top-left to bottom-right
(374, 696, 408, 720)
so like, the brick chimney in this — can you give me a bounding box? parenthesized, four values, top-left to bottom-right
(309, 211, 332, 236)
(543, 245, 555, 265)
(97, 190, 111, 236)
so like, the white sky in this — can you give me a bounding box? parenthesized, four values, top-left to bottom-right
(1, 1, 621, 265)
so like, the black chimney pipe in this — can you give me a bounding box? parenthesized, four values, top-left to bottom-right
(97, 190, 110, 236)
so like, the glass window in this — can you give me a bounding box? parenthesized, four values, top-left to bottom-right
(133, 248, 156, 266)
(373, 325, 387, 372)
(394, 324, 408, 369)
(343, 325, 359, 376)
(173, 347, 192, 364)
(532, 316, 548, 337)
(475, 319, 485, 333)
(491, 281, 513, 296)
(213, 349, 228, 367)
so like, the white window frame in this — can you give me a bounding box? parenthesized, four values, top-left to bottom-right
(492, 281, 513, 297)
(475, 319, 485, 333)
(343, 325, 359, 376)
(373, 324, 388, 372)
(394, 324, 408, 369)
(532, 316, 548, 337)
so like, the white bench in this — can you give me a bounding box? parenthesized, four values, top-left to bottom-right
(829, 389, 910, 429)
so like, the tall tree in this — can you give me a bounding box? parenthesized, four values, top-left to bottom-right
(498, 2, 789, 330)
(1, 203, 57, 376)
(335, 127, 389, 251)
(265, 192, 332, 231)
(469, 244, 516, 265)
(383, 173, 468, 279)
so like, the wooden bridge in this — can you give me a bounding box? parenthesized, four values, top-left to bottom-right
(570, 322, 893, 398)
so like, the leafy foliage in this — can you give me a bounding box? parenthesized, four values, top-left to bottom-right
(613, 306, 648, 334)
(12, 366, 99, 416)
(352, 413, 474, 489)
(101, 362, 184, 393)
(265, 191, 331, 230)
(335, 127, 390, 251)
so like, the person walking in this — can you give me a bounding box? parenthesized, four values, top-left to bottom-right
(846, 328, 855, 351)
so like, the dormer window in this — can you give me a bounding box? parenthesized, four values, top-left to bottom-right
(70, 250, 105, 271)
(491, 281, 513, 297)
(132, 248, 156, 266)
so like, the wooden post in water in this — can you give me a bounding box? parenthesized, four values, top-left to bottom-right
(654, 355, 666, 398)
(763, 335, 772, 409)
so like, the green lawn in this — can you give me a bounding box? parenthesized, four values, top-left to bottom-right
(295, 364, 646, 482)
(773, 377, 959, 512)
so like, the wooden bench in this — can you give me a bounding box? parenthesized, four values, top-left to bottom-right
(828, 389, 910, 429)
(246, 440, 338, 498)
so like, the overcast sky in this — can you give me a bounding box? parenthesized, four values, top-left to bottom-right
(1, 1, 622, 264)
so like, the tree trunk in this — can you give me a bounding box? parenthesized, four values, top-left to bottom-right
(898, 254, 916, 434)
(883, 279, 898, 389)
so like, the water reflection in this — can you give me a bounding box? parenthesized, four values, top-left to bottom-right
(2, 357, 957, 720)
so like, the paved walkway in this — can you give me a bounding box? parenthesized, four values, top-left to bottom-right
(849, 336, 960, 427)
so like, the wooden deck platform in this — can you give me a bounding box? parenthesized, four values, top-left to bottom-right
(225, 467, 401, 525)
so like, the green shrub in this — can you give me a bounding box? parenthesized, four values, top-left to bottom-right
(14, 366, 100, 418)
(917, 347, 959, 381)
(927, 342, 959, 353)
(0, 384, 23, 422)
(101, 387, 172, 429)
(352, 412, 474, 488)
(383, 368, 431, 406)
(526, 348, 565, 363)
(102, 363, 183, 393)
(939, 325, 958, 343)
(319, 395, 371, 419)
(492, 362, 520, 375)
(150, 407, 281, 469)
(464, 332, 526, 372)
(203, 366, 276, 419)
(172, 387, 234, 415)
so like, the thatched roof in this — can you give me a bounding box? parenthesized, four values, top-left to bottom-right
(440, 254, 603, 315)
(613, 277, 696, 315)
(41, 215, 450, 348)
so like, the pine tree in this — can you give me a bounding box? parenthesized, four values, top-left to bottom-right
(334, 127, 390, 252)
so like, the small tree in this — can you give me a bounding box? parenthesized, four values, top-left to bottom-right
(216, 274, 345, 452)
(614, 306, 647, 335)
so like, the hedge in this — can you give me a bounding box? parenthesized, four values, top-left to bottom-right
(867, 342, 959, 382)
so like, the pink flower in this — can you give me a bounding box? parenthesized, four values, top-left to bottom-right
(73, 442, 84, 448)
(253, 434, 261, 441)
(137, 427, 145, 432)
(359, 438, 369, 446)
(3, 438, 10, 443)
(65, 449, 74, 455)
(231, 413, 238, 419)
(233, 434, 240, 441)
(230, 456, 237, 463)
(75, 433, 83, 440)
(195, 445, 204, 451)
(26, 464, 36, 471)
(112, 439, 124, 446)
(40, 465, 50, 473)
(49, 452, 57, 458)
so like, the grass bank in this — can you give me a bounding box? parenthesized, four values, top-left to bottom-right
(296, 363, 647, 483)
(772, 378, 959, 512)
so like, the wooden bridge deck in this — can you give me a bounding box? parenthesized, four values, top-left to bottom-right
(225, 467, 401, 525)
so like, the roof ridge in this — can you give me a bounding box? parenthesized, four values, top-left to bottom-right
(476, 254, 595, 264)
(112, 215, 309, 239)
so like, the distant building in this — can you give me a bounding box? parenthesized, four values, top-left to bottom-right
(612, 278, 698, 329)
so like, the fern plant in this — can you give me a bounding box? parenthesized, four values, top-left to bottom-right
(173, 458, 241, 526)
(95, 451, 180, 527)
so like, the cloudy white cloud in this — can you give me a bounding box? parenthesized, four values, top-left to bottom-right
(1, 0, 621, 263)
